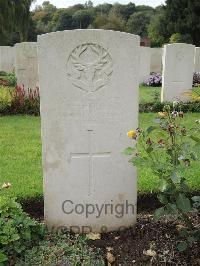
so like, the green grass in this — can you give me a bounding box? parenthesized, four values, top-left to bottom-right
(0, 113, 199, 199)
(139, 85, 161, 103)
(0, 116, 43, 199)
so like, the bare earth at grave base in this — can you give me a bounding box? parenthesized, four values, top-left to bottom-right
(22, 199, 200, 265)
(89, 213, 200, 265)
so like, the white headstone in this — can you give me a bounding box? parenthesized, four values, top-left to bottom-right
(38, 30, 139, 233)
(150, 48, 163, 73)
(194, 47, 200, 72)
(0, 46, 14, 73)
(161, 43, 195, 102)
(14, 42, 39, 91)
(139, 47, 151, 84)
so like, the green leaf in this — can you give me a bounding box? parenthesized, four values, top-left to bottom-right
(187, 236, 196, 244)
(123, 147, 135, 155)
(159, 179, 169, 192)
(179, 228, 188, 237)
(190, 153, 197, 161)
(182, 142, 190, 151)
(177, 241, 187, 252)
(146, 126, 157, 135)
(166, 203, 177, 214)
(0, 252, 7, 263)
(190, 135, 200, 143)
(180, 180, 190, 193)
(157, 194, 168, 204)
(176, 194, 192, 212)
(191, 196, 200, 203)
(154, 207, 165, 219)
(170, 172, 181, 184)
(146, 146, 153, 153)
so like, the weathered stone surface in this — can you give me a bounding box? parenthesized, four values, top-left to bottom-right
(194, 47, 200, 72)
(161, 43, 195, 102)
(139, 47, 151, 84)
(14, 42, 39, 91)
(38, 30, 139, 233)
(150, 48, 163, 73)
(0, 46, 14, 72)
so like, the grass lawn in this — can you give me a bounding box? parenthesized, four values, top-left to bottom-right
(139, 85, 161, 103)
(0, 113, 199, 199)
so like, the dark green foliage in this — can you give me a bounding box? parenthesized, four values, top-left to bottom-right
(72, 10, 94, 29)
(0, 196, 46, 264)
(127, 11, 151, 36)
(54, 10, 73, 31)
(148, 10, 169, 47)
(139, 101, 200, 113)
(0, 72, 7, 76)
(16, 233, 104, 265)
(1, 73, 17, 87)
(0, 0, 33, 45)
(164, 0, 200, 46)
(94, 3, 113, 15)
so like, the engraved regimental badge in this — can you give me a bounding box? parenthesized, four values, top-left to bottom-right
(67, 43, 113, 93)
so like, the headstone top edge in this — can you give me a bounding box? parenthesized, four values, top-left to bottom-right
(165, 43, 195, 48)
(0, 46, 13, 48)
(37, 29, 140, 42)
(14, 42, 37, 47)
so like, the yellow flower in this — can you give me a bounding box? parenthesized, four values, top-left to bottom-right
(127, 130, 137, 139)
(158, 112, 167, 118)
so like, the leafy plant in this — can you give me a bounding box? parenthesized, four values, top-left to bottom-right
(0, 73, 16, 87)
(0, 87, 12, 111)
(125, 103, 200, 251)
(6, 73, 17, 87)
(0, 185, 46, 264)
(0, 71, 7, 77)
(139, 101, 200, 113)
(10, 85, 40, 115)
(16, 233, 104, 266)
(146, 73, 162, 87)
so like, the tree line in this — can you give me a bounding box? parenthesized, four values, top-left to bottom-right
(0, 0, 200, 47)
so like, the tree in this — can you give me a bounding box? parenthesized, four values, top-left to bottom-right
(135, 5, 154, 13)
(54, 10, 73, 31)
(121, 2, 136, 20)
(109, 2, 135, 21)
(127, 11, 151, 36)
(0, 0, 33, 44)
(85, 1, 93, 9)
(94, 3, 113, 16)
(148, 14, 169, 47)
(72, 10, 94, 29)
(32, 1, 57, 34)
(93, 14, 125, 32)
(164, 0, 200, 45)
(169, 33, 192, 44)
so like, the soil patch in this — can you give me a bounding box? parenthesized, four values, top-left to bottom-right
(21, 196, 200, 265)
(89, 213, 200, 265)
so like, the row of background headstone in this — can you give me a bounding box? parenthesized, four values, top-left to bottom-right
(0, 40, 200, 102)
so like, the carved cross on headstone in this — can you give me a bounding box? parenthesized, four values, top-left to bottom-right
(70, 130, 111, 196)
